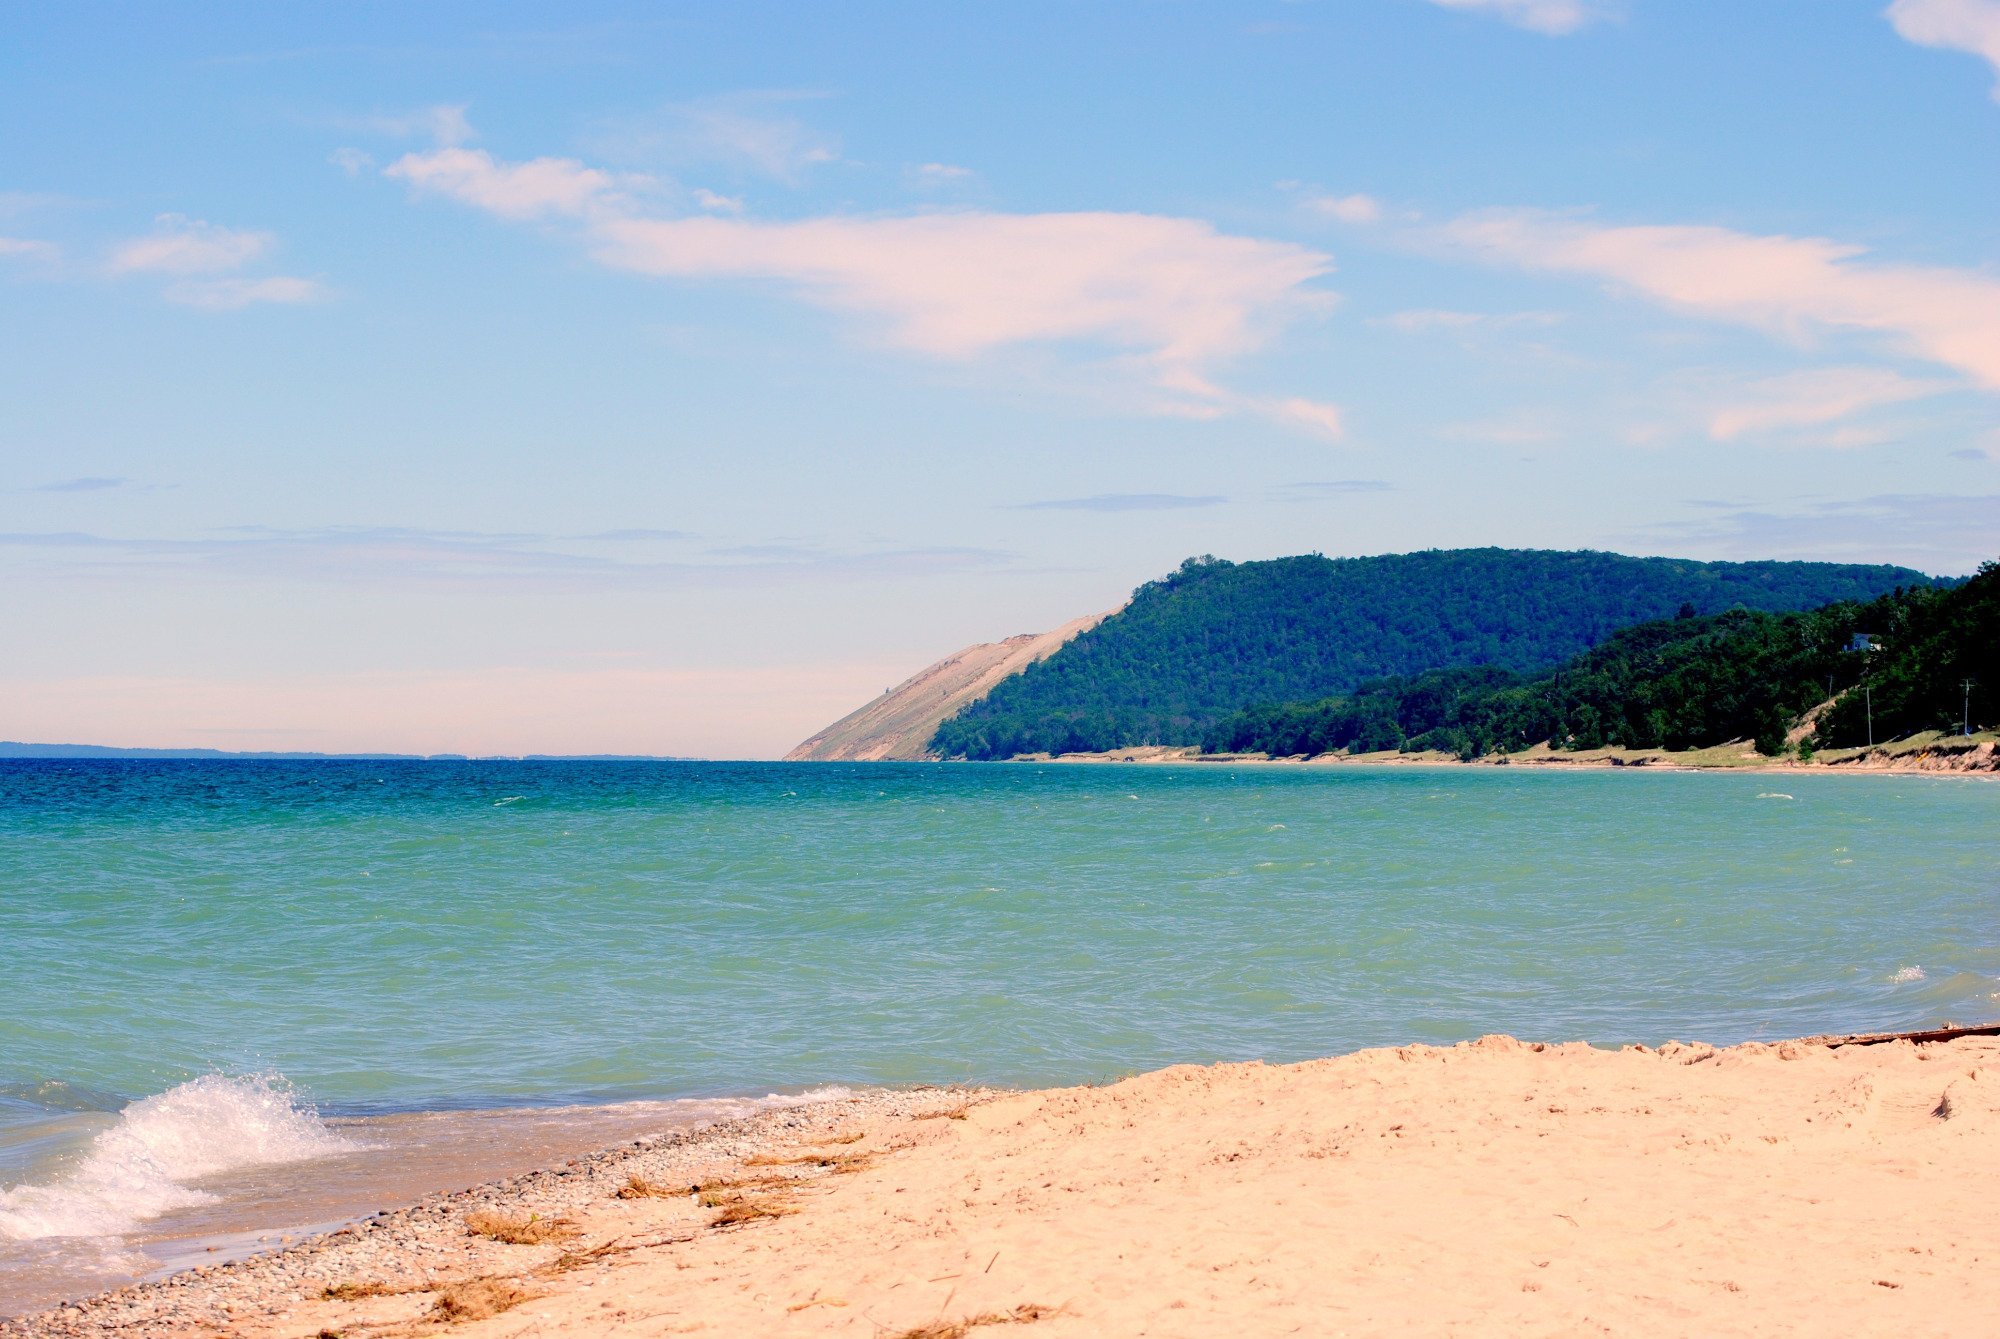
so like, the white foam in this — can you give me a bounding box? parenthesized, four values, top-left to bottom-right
(1756, 792, 1794, 800)
(0, 1075, 353, 1241)
(1890, 965, 1925, 983)
(763, 1085, 859, 1107)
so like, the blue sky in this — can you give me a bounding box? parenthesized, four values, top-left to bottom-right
(3, 0, 1997, 757)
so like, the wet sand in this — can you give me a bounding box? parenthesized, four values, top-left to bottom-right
(7, 1031, 1996, 1337)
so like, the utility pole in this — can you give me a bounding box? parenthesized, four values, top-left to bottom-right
(1966, 678, 1977, 738)
(1866, 684, 1873, 748)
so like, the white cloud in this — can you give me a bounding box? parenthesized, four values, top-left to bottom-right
(1887, 0, 2000, 99)
(1263, 397, 1346, 439)
(1706, 366, 1952, 442)
(1436, 208, 2000, 390)
(109, 215, 271, 275)
(385, 144, 1339, 432)
(1423, 0, 1609, 36)
(165, 276, 327, 309)
(386, 147, 626, 220)
(692, 188, 743, 214)
(1303, 193, 1382, 224)
(590, 211, 1329, 373)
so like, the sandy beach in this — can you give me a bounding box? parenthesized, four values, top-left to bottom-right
(9, 1029, 1995, 1338)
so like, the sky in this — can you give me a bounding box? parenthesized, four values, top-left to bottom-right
(2, 0, 1997, 758)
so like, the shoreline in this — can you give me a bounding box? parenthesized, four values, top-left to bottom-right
(10, 1027, 1998, 1336)
(995, 732, 1999, 776)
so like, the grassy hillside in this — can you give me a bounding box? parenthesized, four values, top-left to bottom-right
(930, 549, 1951, 759)
(1205, 562, 1997, 760)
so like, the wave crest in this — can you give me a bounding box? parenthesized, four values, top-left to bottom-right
(0, 1074, 352, 1241)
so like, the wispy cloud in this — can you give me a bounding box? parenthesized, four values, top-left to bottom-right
(1433, 207, 2000, 391)
(588, 212, 1328, 371)
(1643, 493, 2000, 573)
(32, 476, 126, 493)
(1887, 0, 2000, 100)
(106, 214, 324, 308)
(1705, 366, 1952, 442)
(572, 527, 695, 541)
(909, 162, 975, 188)
(363, 103, 474, 145)
(385, 136, 1341, 430)
(109, 215, 271, 275)
(588, 93, 841, 183)
(330, 147, 376, 177)
(1376, 308, 1562, 333)
(164, 276, 327, 309)
(1421, 0, 1612, 36)
(1302, 193, 1383, 224)
(0, 236, 59, 263)
(0, 525, 1013, 588)
(385, 147, 631, 219)
(1007, 493, 1227, 512)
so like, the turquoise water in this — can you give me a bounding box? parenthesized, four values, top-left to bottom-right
(1, 759, 1996, 1309)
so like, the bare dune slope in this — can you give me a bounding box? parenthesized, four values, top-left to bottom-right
(785, 609, 1111, 762)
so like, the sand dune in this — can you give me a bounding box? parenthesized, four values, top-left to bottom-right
(26, 1030, 1996, 1338)
(784, 610, 1111, 762)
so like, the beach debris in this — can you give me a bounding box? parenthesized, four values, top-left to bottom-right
(1933, 1091, 1954, 1120)
(708, 1196, 799, 1227)
(684, 1172, 797, 1200)
(892, 1303, 1062, 1338)
(318, 1279, 407, 1300)
(743, 1149, 874, 1170)
(463, 1209, 580, 1245)
(787, 1295, 848, 1311)
(614, 1173, 680, 1199)
(430, 1277, 533, 1321)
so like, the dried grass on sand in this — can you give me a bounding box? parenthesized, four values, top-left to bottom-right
(429, 1277, 533, 1321)
(892, 1303, 1060, 1339)
(462, 1209, 579, 1245)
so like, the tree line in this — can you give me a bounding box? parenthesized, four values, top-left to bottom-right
(930, 548, 1952, 760)
(1203, 563, 1996, 760)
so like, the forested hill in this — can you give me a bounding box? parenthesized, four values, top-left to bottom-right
(1204, 560, 1998, 760)
(928, 549, 1950, 759)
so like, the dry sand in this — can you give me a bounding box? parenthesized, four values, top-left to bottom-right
(12, 1033, 1997, 1338)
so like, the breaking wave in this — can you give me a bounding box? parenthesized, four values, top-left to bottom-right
(0, 1075, 353, 1241)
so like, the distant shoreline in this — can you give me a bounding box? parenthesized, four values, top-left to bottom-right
(991, 731, 2000, 777)
(0, 744, 695, 762)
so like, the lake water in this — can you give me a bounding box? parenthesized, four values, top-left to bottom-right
(2, 759, 1995, 1313)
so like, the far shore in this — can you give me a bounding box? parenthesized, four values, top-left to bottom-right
(11, 1026, 1998, 1338)
(994, 729, 2000, 777)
